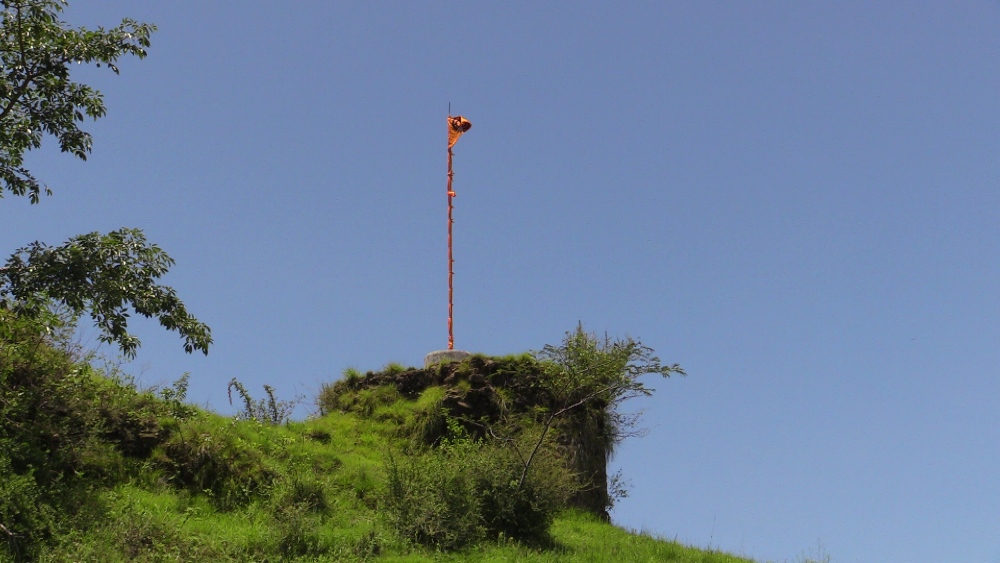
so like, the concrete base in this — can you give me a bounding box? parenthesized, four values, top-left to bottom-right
(424, 349, 472, 368)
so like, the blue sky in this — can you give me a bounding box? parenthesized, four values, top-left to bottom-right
(3, 2, 999, 561)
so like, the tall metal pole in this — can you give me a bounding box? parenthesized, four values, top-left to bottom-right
(447, 145, 455, 349)
(446, 115, 470, 351)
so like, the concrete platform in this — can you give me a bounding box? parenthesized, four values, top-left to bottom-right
(424, 349, 472, 368)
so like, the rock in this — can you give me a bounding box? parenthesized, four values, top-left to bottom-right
(424, 349, 472, 368)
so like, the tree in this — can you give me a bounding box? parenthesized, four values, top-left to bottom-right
(518, 324, 685, 515)
(532, 323, 686, 449)
(0, 229, 211, 358)
(0, 0, 154, 203)
(0, 1, 211, 357)
(448, 325, 685, 519)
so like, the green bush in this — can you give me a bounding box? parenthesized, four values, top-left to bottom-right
(321, 381, 402, 417)
(0, 312, 156, 557)
(0, 454, 57, 561)
(383, 444, 482, 550)
(273, 474, 328, 514)
(353, 385, 402, 417)
(153, 422, 277, 510)
(474, 430, 576, 544)
(317, 368, 364, 415)
(226, 378, 297, 425)
(273, 501, 323, 558)
(382, 424, 576, 550)
(40, 499, 224, 562)
(157, 373, 198, 421)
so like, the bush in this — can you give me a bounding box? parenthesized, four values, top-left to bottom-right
(40, 499, 225, 562)
(0, 454, 57, 561)
(153, 422, 277, 510)
(403, 387, 448, 445)
(321, 379, 402, 418)
(383, 443, 482, 550)
(273, 474, 328, 514)
(382, 424, 575, 550)
(317, 368, 364, 415)
(273, 501, 323, 558)
(475, 430, 576, 543)
(0, 312, 152, 557)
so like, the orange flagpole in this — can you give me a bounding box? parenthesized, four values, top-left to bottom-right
(447, 146, 455, 349)
(446, 115, 470, 350)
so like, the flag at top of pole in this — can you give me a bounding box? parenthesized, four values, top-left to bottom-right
(448, 116, 472, 148)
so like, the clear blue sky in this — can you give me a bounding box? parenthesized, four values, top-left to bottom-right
(3, 2, 999, 562)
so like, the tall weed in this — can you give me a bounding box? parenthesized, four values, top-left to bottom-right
(227, 378, 298, 425)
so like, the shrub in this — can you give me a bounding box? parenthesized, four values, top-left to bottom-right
(154, 422, 277, 510)
(383, 445, 482, 550)
(321, 381, 402, 418)
(0, 312, 149, 557)
(353, 385, 402, 417)
(474, 430, 576, 543)
(382, 423, 576, 550)
(0, 453, 57, 561)
(317, 368, 363, 415)
(40, 499, 224, 562)
(158, 372, 198, 421)
(274, 474, 328, 514)
(527, 323, 685, 517)
(273, 501, 323, 558)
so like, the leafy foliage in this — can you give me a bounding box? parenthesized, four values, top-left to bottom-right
(0, 313, 94, 557)
(473, 428, 577, 543)
(0, 228, 213, 358)
(0, 0, 154, 203)
(317, 368, 408, 417)
(383, 444, 482, 550)
(158, 372, 198, 420)
(382, 422, 574, 549)
(533, 322, 686, 449)
(522, 324, 685, 514)
(154, 420, 278, 510)
(0, 1, 209, 359)
(0, 311, 175, 559)
(334, 327, 687, 530)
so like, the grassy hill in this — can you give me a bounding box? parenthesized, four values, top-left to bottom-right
(1, 315, 761, 562)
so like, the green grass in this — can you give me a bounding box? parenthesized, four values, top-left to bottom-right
(24, 404, 759, 562)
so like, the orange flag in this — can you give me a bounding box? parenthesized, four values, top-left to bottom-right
(447, 116, 472, 148)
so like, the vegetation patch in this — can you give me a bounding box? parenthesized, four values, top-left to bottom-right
(1, 310, 713, 562)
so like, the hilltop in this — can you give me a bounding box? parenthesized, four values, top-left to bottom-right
(1, 314, 755, 562)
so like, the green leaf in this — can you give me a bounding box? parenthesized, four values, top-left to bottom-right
(0, 228, 211, 358)
(0, 0, 155, 203)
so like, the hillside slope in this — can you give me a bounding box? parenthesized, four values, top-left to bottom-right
(0, 318, 755, 562)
